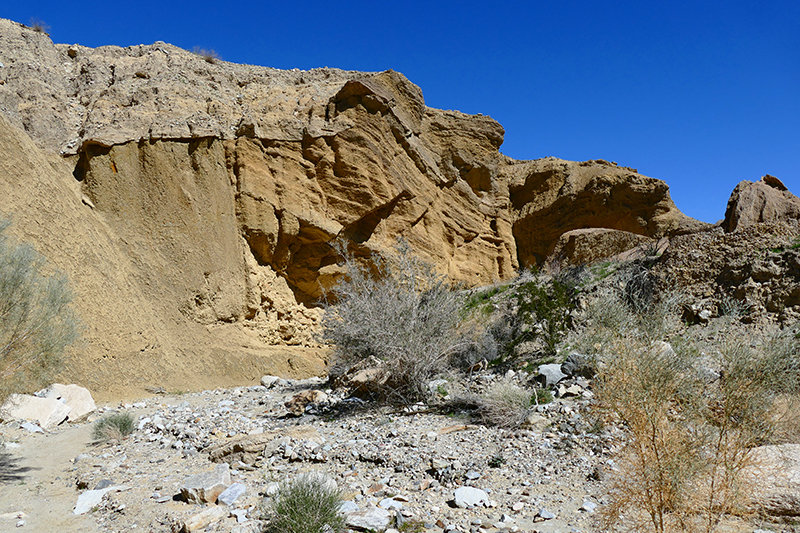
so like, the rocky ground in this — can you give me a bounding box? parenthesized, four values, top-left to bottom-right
(0, 370, 791, 533)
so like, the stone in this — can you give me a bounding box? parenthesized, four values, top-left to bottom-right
(260, 375, 281, 388)
(73, 486, 128, 515)
(181, 463, 231, 504)
(723, 175, 800, 232)
(454, 486, 490, 508)
(338, 501, 360, 514)
(19, 422, 44, 434)
(40, 384, 96, 422)
(560, 352, 595, 379)
(747, 444, 800, 516)
(581, 501, 597, 513)
(181, 506, 228, 532)
(537, 508, 555, 520)
(1, 394, 71, 430)
(344, 505, 392, 530)
(217, 483, 246, 506)
(379, 498, 403, 510)
(549, 228, 657, 267)
(536, 364, 566, 387)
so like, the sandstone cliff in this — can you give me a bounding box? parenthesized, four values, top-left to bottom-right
(0, 18, 706, 398)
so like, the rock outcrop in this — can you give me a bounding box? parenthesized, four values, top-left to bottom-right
(723, 175, 800, 232)
(506, 158, 707, 266)
(0, 18, 710, 397)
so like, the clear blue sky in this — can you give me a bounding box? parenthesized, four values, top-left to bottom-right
(5, 1, 798, 223)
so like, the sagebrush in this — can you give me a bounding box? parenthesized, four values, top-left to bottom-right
(265, 472, 345, 533)
(321, 239, 476, 404)
(0, 218, 78, 403)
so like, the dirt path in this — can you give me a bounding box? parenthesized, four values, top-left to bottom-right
(0, 423, 100, 532)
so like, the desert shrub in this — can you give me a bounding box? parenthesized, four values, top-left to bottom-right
(321, 239, 475, 404)
(583, 284, 800, 532)
(513, 277, 575, 356)
(471, 381, 535, 428)
(28, 18, 50, 34)
(92, 412, 135, 442)
(192, 47, 219, 63)
(265, 472, 345, 533)
(0, 218, 78, 403)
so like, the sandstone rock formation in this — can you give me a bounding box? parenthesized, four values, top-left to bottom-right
(723, 175, 800, 232)
(506, 158, 707, 266)
(548, 228, 656, 268)
(0, 18, 709, 397)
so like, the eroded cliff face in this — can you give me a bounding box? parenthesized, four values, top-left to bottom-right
(505, 158, 706, 266)
(0, 18, 704, 397)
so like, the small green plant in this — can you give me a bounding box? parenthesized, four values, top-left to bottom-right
(398, 519, 427, 532)
(532, 387, 553, 405)
(266, 472, 345, 533)
(92, 412, 135, 442)
(488, 454, 506, 468)
(192, 47, 219, 64)
(512, 277, 575, 356)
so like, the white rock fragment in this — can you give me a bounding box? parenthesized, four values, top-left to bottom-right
(454, 486, 490, 508)
(218, 483, 247, 506)
(345, 505, 392, 530)
(73, 486, 128, 515)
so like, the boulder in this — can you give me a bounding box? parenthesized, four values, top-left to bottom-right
(507, 158, 708, 266)
(536, 364, 567, 387)
(454, 486, 490, 508)
(284, 390, 328, 416)
(41, 384, 96, 422)
(560, 352, 595, 378)
(548, 228, 656, 267)
(73, 485, 128, 515)
(180, 463, 231, 504)
(723, 175, 800, 232)
(180, 506, 228, 533)
(747, 444, 800, 516)
(0, 394, 71, 430)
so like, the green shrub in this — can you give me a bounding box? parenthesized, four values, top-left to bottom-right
(0, 218, 78, 403)
(321, 239, 475, 404)
(92, 412, 135, 442)
(266, 472, 345, 533)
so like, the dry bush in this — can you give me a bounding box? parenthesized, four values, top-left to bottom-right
(583, 276, 800, 533)
(474, 381, 534, 428)
(192, 47, 220, 63)
(28, 18, 50, 34)
(0, 218, 79, 403)
(320, 239, 476, 405)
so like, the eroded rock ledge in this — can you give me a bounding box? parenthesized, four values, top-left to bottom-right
(0, 18, 712, 396)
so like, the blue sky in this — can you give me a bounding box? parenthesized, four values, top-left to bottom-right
(5, 1, 798, 223)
